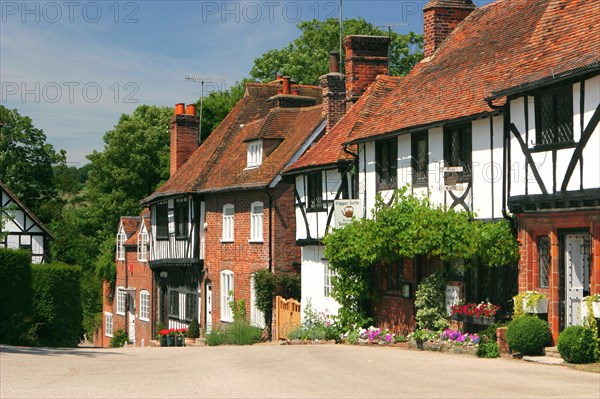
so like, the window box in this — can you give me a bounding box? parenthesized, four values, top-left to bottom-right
(523, 298, 548, 314)
(581, 297, 600, 319)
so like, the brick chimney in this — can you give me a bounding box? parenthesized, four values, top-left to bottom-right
(170, 103, 199, 177)
(267, 76, 317, 109)
(423, 0, 475, 58)
(344, 35, 389, 106)
(320, 51, 346, 132)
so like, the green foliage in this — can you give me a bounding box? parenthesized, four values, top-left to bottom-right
(480, 322, 507, 344)
(110, 329, 129, 348)
(229, 294, 246, 322)
(81, 270, 102, 342)
(205, 322, 263, 346)
(0, 106, 66, 223)
(275, 274, 301, 301)
(513, 291, 547, 318)
(476, 342, 500, 358)
(250, 18, 423, 84)
(475, 220, 519, 267)
(31, 262, 82, 347)
(0, 249, 34, 345)
(557, 326, 600, 364)
(324, 187, 518, 331)
(583, 296, 599, 346)
(289, 301, 340, 341)
(414, 272, 449, 331)
(506, 315, 551, 355)
(94, 236, 117, 286)
(187, 317, 200, 339)
(253, 270, 276, 315)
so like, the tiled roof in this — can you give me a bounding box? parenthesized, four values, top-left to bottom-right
(120, 216, 140, 242)
(144, 83, 323, 203)
(287, 0, 599, 168)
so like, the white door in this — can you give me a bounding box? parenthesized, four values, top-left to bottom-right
(205, 282, 212, 333)
(565, 233, 590, 326)
(127, 294, 136, 343)
(250, 275, 265, 328)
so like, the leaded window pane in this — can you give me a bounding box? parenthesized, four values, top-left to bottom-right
(538, 236, 550, 289)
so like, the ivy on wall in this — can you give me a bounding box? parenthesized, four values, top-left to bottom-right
(323, 187, 519, 330)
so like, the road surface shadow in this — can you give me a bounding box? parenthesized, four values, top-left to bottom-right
(0, 345, 126, 358)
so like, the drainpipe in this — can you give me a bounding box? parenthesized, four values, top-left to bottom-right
(124, 261, 129, 343)
(264, 188, 273, 273)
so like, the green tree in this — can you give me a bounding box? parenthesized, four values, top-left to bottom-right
(250, 18, 423, 85)
(0, 106, 66, 223)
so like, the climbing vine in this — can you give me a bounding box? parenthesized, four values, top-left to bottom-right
(323, 186, 519, 330)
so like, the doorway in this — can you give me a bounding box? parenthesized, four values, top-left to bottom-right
(205, 280, 212, 333)
(561, 232, 591, 329)
(127, 294, 136, 343)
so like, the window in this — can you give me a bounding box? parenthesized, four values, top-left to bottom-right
(444, 124, 472, 183)
(535, 86, 573, 146)
(306, 172, 323, 211)
(222, 204, 234, 242)
(375, 139, 398, 190)
(538, 236, 550, 289)
(175, 197, 189, 239)
(185, 293, 197, 321)
(220, 270, 234, 322)
(139, 291, 150, 321)
(116, 287, 126, 315)
(169, 290, 180, 318)
(250, 201, 264, 242)
(380, 261, 404, 294)
(116, 231, 125, 261)
(137, 230, 148, 262)
(250, 275, 265, 328)
(412, 131, 429, 186)
(324, 262, 336, 298)
(105, 312, 113, 337)
(247, 140, 263, 168)
(156, 202, 168, 239)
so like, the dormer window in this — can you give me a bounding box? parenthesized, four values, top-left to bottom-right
(247, 140, 263, 168)
(116, 230, 126, 261)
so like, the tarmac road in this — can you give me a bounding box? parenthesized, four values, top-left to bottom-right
(1, 344, 599, 398)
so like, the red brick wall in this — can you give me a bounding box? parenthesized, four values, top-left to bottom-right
(344, 35, 389, 103)
(170, 114, 199, 177)
(423, 5, 474, 58)
(203, 183, 300, 328)
(320, 73, 346, 131)
(99, 246, 154, 347)
(516, 210, 600, 343)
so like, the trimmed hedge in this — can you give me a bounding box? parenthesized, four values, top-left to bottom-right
(0, 249, 34, 345)
(506, 315, 552, 355)
(557, 326, 600, 364)
(32, 262, 82, 347)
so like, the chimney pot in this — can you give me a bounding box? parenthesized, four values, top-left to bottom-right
(329, 51, 340, 73)
(282, 76, 291, 95)
(186, 104, 197, 115)
(276, 72, 283, 80)
(174, 103, 185, 115)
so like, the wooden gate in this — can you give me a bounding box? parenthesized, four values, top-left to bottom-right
(274, 296, 301, 340)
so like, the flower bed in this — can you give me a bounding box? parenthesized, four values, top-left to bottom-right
(342, 326, 405, 346)
(159, 328, 188, 346)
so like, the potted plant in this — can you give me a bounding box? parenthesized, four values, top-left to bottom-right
(158, 329, 170, 347)
(186, 317, 200, 346)
(582, 295, 600, 319)
(513, 291, 548, 315)
(451, 302, 500, 325)
(175, 329, 186, 346)
(410, 329, 428, 350)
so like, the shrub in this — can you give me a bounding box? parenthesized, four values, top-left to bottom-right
(31, 262, 82, 347)
(476, 342, 500, 358)
(205, 328, 226, 346)
(480, 322, 507, 344)
(557, 326, 600, 364)
(110, 329, 129, 347)
(414, 272, 449, 331)
(506, 315, 551, 355)
(187, 317, 200, 339)
(0, 249, 34, 345)
(205, 322, 262, 346)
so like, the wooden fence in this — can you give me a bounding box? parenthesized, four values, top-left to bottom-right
(274, 296, 301, 340)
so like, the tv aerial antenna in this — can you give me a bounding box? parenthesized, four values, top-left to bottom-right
(185, 74, 227, 142)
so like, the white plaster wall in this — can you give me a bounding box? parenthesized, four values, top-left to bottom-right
(582, 75, 600, 190)
(427, 127, 445, 206)
(510, 97, 528, 196)
(300, 245, 341, 320)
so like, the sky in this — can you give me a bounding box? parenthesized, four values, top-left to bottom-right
(0, 0, 493, 166)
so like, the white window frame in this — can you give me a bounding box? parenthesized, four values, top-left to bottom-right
(220, 270, 234, 322)
(137, 230, 148, 262)
(116, 231, 126, 261)
(139, 290, 150, 321)
(185, 292, 198, 321)
(249, 201, 264, 242)
(105, 312, 113, 337)
(246, 139, 263, 168)
(116, 287, 126, 315)
(324, 262, 336, 298)
(222, 204, 234, 242)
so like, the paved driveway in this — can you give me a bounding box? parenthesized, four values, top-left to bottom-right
(1, 344, 599, 398)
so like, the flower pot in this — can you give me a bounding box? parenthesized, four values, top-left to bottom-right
(523, 298, 548, 314)
(160, 335, 167, 347)
(166, 335, 175, 346)
(581, 300, 600, 318)
(175, 335, 184, 347)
